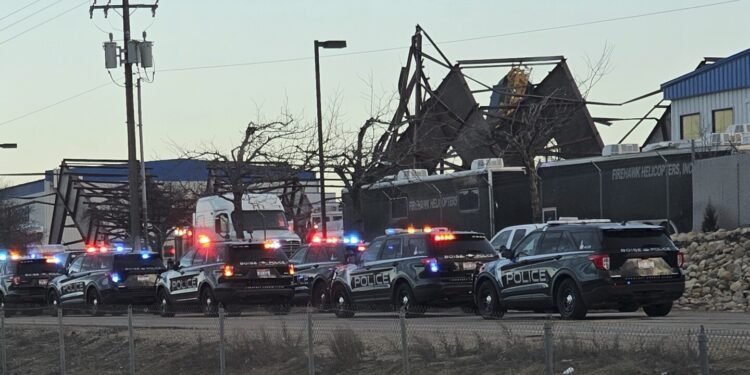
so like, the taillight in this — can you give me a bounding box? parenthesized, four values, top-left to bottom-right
(678, 250, 686, 268)
(11, 276, 20, 285)
(223, 265, 234, 277)
(288, 264, 295, 275)
(109, 273, 121, 283)
(588, 254, 610, 270)
(420, 258, 440, 272)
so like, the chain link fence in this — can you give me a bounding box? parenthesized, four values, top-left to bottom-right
(2, 305, 750, 374)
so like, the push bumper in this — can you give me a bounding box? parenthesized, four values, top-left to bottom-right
(413, 281, 474, 307)
(4, 288, 47, 305)
(213, 285, 295, 305)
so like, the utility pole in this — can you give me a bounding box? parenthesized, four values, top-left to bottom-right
(91, 0, 157, 250)
(137, 78, 149, 247)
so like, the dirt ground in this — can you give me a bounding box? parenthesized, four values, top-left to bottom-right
(5, 324, 750, 375)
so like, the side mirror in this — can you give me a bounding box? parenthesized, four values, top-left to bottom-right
(500, 248, 514, 259)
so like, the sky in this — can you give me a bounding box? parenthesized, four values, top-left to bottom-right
(1, 0, 749, 185)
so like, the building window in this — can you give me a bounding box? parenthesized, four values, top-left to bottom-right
(680, 113, 701, 140)
(458, 188, 480, 212)
(712, 108, 733, 133)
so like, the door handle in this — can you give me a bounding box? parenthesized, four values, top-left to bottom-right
(392, 263, 398, 267)
(313, 265, 320, 269)
(365, 267, 371, 270)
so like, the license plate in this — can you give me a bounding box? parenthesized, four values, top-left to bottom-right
(257, 269, 272, 278)
(137, 275, 153, 282)
(637, 259, 655, 269)
(462, 262, 478, 271)
(38, 279, 48, 286)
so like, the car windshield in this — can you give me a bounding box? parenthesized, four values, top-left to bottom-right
(15, 260, 61, 276)
(113, 254, 166, 272)
(428, 233, 496, 256)
(236, 210, 288, 231)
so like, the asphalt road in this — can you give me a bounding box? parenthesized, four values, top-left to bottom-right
(6, 309, 750, 336)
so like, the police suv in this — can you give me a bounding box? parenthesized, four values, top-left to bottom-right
(0, 256, 63, 315)
(289, 235, 365, 309)
(329, 227, 497, 318)
(473, 220, 686, 320)
(46, 249, 166, 316)
(155, 240, 295, 317)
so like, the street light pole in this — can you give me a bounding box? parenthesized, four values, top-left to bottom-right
(314, 39, 346, 238)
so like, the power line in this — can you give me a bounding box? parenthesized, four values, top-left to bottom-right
(0, 82, 112, 127)
(0, 0, 740, 127)
(0, 0, 47, 23)
(0, 0, 61, 33)
(0, 0, 89, 46)
(160, 0, 739, 73)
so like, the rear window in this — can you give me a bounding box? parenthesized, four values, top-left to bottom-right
(603, 230, 676, 253)
(15, 260, 61, 276)
(427, 233, 495, 256)
(113, 254, 166, 272)
(223, 245, 289, 264)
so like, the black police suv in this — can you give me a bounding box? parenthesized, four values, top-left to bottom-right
(329, 229, 497, 318)
(290, 238, 364, 308)
(47, 251, 166, 316)
(473, 221, 686, 320)
(156, 241, 295, 317)
(0, 257, 63, 315)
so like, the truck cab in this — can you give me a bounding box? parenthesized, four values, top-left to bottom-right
(193, 193, 301, 256)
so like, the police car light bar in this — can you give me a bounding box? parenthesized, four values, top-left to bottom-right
(547, 219, 612, 225)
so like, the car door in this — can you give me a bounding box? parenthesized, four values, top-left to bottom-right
(348, 238, 386, 303)
(59, 256, 88, 304)
(490, 229, 512, 252)
(362, 237, 403, 302)
(289, 246, 309, 267)
(168, 249, 201, 302)
(500, 231, 563, 307)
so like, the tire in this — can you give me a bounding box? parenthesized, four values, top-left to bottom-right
(311, 281, 328, 311)
(477, 281, 505, 320)
(47, 290, 61, 317)
(158, 289, 175, 318)
(394, 283, 424, 318)
(200, 287, 218, 317)
(332, 285, 354, 318)
(643, 302, 673, 317)
(556, 279, 587, 320)
(86, 289, 104, 317)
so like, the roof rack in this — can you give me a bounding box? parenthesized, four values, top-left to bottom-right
(547, 219, 612, 225)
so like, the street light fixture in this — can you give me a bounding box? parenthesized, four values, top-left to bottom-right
(0, 143, 17, 149)
(314, 39, 347, 238)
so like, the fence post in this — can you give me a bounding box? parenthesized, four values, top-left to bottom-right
(698, 325, 709, 375)
(543, 321, 554, 375)
(58, 307, 66, 375)
(399, 307, 410, 375)
(307, 305, 315, 375)
(218, 305, 226, 375)
(1, 306, 6, 375)
(128, 305, 135, 375)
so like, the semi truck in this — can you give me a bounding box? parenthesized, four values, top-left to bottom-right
(193, 193, 301, 256)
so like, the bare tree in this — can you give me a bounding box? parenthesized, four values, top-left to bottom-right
(182, 112, 316, 240)
(144, 180, 196, 252)
(0, 187, 34, 250)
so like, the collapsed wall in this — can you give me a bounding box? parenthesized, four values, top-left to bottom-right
(672, 228, 750, 312)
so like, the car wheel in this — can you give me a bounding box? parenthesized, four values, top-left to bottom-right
(643, 302, 673, 317)
(556, 279, 587, 320)
(200, 287, 218, 317)
(395, 284, 424, 318)
(332, 286, 354, 318)
(477, 282, 505, 320)
(311, 282, 328, 311)
(158, 289, 175, 318)
(47, 290, 61, 317)
(87, 289, 104, 317)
